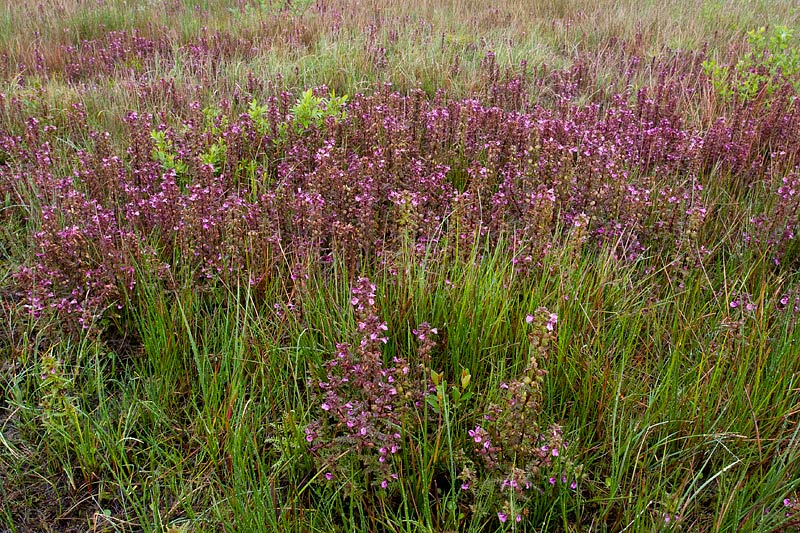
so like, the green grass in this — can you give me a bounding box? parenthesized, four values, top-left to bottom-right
(2, 0, 800, 531)
(3, 228, 799, 530)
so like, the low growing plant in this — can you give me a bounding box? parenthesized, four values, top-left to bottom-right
(460, 307, 582, 526)
(703, 25, 800, 103)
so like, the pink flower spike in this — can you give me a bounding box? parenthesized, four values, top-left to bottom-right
(549, 477, 556, 485)
(552, 448, 559, 457)
(325, 472, 333, 480)
(525, 314, 534, 323)
(497, 512, 508, 523)
(461, 482, 470, 490)
(516, 514, 522, 523)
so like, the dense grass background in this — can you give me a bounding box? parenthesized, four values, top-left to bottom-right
(1, 0, 800, 531)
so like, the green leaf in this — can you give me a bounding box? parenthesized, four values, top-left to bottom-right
(425, 394, 441, 414)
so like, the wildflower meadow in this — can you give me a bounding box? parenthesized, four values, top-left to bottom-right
(1, 0, 799, 531)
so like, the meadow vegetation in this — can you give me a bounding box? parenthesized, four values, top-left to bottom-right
(1, 0, 800, 531)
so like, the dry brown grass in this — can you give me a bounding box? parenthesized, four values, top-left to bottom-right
(0, 0, 796, 137)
